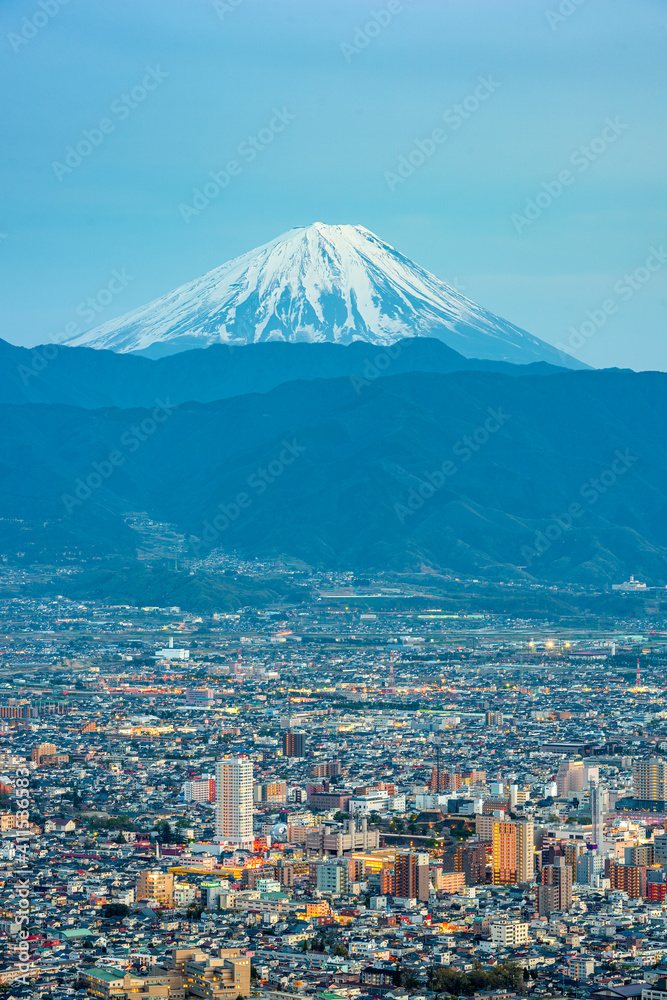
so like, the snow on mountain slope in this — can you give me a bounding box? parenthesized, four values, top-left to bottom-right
(65, 223, 585, 367)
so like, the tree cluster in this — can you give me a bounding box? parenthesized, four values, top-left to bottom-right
(431, 959, 526, 996)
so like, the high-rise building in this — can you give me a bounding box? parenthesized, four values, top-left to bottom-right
(215, 757, 254, 849)
(556, 760, 584, 797)
(654, 832, 667, 866)
(442, 843, 487, 885)
(282, 730, 305, 758)
(136, 870, 174, 906)
(276, 860, 295, 888)
(429, 767, 461, 793)
(491, 818, 534, 885)
(516, 818, 534, 883)
(380, 864, 395, 895)
(607, 861, 646, 899)
(394, 851, 430, 901)
(635, 758, 667, 803)
(476, 813, 500, 841)
(576, 849, 604, 886)
(537, 884, 560, 915)
(492, 821, 517, 885)
(564, 841, 586, 881)
(590, 779, 605, 851)
(625, 843, 654, 867)
(347, 857, 366, 882)
(538, 857, 573, 914)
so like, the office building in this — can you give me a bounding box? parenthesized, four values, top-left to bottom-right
(215, 757, 254, 849)
(81, 967, 184, 999)
(395, 851, 430, 901)
(463, 768, 487, 784)
(153, 637, 189, 660)
(349, 788, 389, 815)
(282, 730, 305, 758)
(174, 882, 198, 907)
(308, 791, 351, 811)
(256, 877, 281, 893)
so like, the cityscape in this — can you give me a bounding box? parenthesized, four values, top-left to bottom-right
(2, 1, 666, 999)
(1, 580, 667, 998)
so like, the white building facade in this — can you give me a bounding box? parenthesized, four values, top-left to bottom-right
(215, 757, 254, 849)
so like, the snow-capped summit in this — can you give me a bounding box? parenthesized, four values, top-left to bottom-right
(66, 223, 584, 367)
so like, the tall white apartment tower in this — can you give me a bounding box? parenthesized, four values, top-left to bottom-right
(215, 757, 254, 849)
(590, 779, 604, 854)
(516, 817, 535, 884)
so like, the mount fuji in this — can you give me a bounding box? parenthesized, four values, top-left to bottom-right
(66, 223, 585, 368)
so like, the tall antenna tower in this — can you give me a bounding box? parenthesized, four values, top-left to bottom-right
(636, 656, 641, 688)
(388, 650, 396, 694)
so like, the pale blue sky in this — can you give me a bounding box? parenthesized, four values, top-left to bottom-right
(1, 0, 666, 369)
